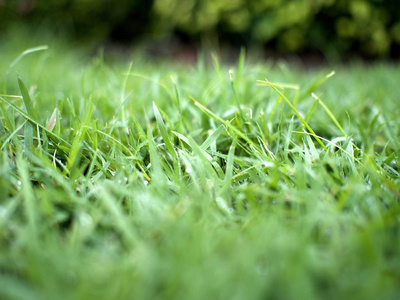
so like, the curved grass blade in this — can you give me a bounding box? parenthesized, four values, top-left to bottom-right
(18, 77, 38, 120)
(9, 45, 49, 71)
(259, 79, 327, 150)
(312, 93, 347, 137)
(0, 96, 70, 149)
(200, 125, 225, 151)
(190, 96, 273, 162)
(153, 102, 176, 159)
(219, 141, 236, 195)
(46, 108, 58, 131)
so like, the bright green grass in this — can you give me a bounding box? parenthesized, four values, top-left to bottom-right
(0, 38, 399, 300)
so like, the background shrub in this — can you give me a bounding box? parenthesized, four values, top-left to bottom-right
(1, 0, 399, 58)
(0, 0, 153, 42)
(151, 0, 400, 57)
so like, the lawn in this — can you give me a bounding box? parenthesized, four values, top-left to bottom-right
(0, 37, 399, 300)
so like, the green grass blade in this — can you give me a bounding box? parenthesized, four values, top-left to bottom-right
(229, 69, 245, 122)
(24, 122, 34, 150)
(211, 53, 223, 81)
(304, 97, 319, 123)
(312, 93, 347, 137)
(0, 97, 71, 155)
(18, 77, 38, 120)
(45, 108, 58, 131)
(188, 136, 221, 180)
(220, 141, 236, 195)
(259, 79, 327, 150)
(66, 100, 93, 173)
(9, 45, 49, 70)
(16, 155, 37, 238)
(147, 125, 163, 184)
(153, 102, 176, 158)
(0, 121, 26, 151)
(94, 185, 136, 246)
(172, 131, 190, 147)
(299, 70, 335, 101)
(190, 96, 271, 162)
(200, 125, 225, 151)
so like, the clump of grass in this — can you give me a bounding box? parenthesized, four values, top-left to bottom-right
(0, 42, 399, 300)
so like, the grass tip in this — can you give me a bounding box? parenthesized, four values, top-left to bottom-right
(326, 71, 336, 78)
(228, 69, 234, 82)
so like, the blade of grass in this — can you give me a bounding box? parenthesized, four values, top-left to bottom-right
(120, 61, 133, 124)
(24, 121, 34, 150)
(172, 131, 191, 148)
(66, 100, 93, 173)
(16, 154, 37, 238)
(298, 70, 335, 101)
(9, 45, 49, 71)
(18, 77, 38, 121)
(0, 121, 26, 151)
(0, 97, 70, 152)
(211, 53, 223, 82)
(188, 136, 221, 181)
(147, 125, 163, 184)
(293, 130, 355, 158)
(312, 93, 347, 137)
(304, 97, 320, 123)
(153, 102, 181, 178)
(219, 141, 236, 195)
(200, 125, 225, 151)
(0, 94, 22, 131)
(152, 102, 176, 158)
(259, 79, 327, 150)
(46, 108, 58, 131)
(93, 185, 136, 247)
(229, 69, 245, 123)
(190, 96, 271, 162)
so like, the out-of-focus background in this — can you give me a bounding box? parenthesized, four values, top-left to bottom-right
(1, 0, 400, 61)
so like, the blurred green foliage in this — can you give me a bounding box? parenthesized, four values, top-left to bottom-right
(0, 0, 152, 42)
(152, 0, 400, 57)
(1, 0, 399, 57)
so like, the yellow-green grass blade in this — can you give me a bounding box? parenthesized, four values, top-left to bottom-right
(259, 79, 327, 150)
(312, 93, 347, 137)
(18, 77, 38, 121)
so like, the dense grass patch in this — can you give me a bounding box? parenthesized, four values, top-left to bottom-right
(0, 42, 399, 300)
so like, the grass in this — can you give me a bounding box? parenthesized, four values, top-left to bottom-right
(0, 36, 399, 300)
